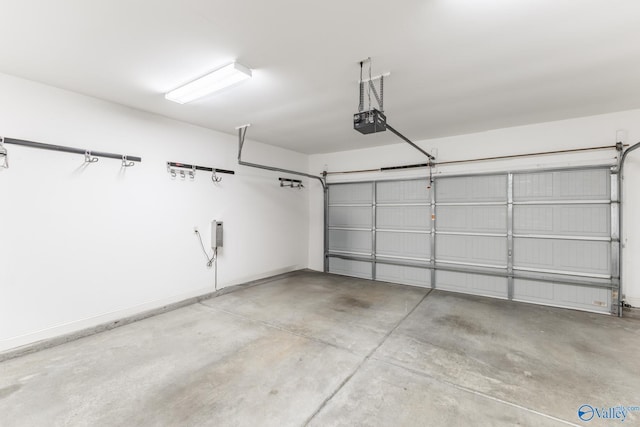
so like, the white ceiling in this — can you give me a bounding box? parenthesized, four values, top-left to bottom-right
(1, 0, 640, 154)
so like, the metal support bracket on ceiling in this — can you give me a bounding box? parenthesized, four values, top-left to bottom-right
(236, 124, 326, 190)
(358, 58, 390, 114)
(356, 58, 435, 162)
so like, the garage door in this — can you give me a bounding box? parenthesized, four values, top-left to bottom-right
(327, 167, 619, 315)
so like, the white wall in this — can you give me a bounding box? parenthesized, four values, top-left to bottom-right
(0, 73, 310, 352)
(309, 109, 640, 307)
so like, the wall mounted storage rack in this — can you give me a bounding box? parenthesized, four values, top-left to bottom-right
(167, 161, 234, 183)
(2, 137, 142, 167)
(279, 177, 304, 189)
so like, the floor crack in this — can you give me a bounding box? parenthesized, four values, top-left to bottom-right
(302, 289, 432, 426)
(369, 357, 581, 427)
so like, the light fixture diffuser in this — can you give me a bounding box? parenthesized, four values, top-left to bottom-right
(165, 62, 252, 104)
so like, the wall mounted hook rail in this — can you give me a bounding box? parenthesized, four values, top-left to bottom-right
(2, 137, 142, 165)
(166, 161, 234, 183)
(279, 177, 304, 189)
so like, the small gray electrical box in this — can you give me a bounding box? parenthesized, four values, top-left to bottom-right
(211, 221, 223, 248)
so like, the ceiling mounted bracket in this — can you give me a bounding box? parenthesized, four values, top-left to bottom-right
(354, 58, 435, 161)
(358, 58, 390, 114)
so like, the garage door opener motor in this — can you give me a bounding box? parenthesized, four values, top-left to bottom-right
(353, 58, 435, 163)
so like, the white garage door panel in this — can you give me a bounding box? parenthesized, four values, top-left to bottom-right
(377, 206, 430, 230)
(514, 204, 610, 237)
(329, 258, 372, 279)
(328, 229, 371, 254)
(329, 183, 373, 204)
(376, 264, 431, 287)
(436, 205, 507, 233)
(513, 279, 611, 313)
(514, 239, 611, 276)
(377, 180, 430, 204)
(437, 235, 507, 267)
(437, 175, 507, 202)
(437, 271, 508, 298)
(328, 206, 372, 228)
(513, 169, 610, 201)
(377, 231, 430, 260)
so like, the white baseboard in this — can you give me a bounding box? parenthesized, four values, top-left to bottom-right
(0, 284, 215, 354)
(226, 265, 304, 287)
(625, 296, 640, 308)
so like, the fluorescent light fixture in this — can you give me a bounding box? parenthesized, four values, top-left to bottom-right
(165, 62, 252, 104)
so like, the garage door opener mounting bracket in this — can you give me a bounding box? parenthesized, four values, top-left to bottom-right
(353, 58, 435, 163)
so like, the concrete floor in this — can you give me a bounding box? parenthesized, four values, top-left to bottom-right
(1, 271, 639, 426)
